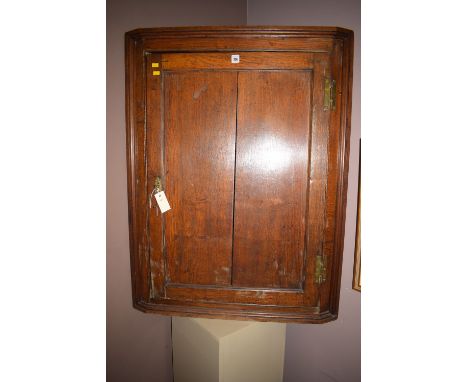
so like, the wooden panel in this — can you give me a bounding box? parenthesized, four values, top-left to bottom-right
(143, 37, 332, 53)
(125, 36, 150, 301)
(164, 71, 237, 286)
(138, 299, 323, 324)
(162, 52, 314, 70)
(165, 284, 305, 306)
(325, 35, 354, 314)
(146, 53, 165, 298)
(302, 53, 330, 306)
(318, 44, 342, 311)
(232, 71, 312, 289)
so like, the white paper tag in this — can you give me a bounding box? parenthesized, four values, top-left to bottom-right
(231, 54, 240, 63)
(154, 191, 171, 213)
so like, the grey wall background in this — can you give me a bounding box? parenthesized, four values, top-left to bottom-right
(107, 1, 360, 381)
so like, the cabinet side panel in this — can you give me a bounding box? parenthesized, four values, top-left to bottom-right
(164, 71, 237, 286)
(232, 70, 311, 289)
(326, 35, 354, 314)
(125, 36, 150, 301)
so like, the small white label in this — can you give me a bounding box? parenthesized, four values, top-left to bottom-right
(154, 191, 171, 213)
(231, 54, 240, 64)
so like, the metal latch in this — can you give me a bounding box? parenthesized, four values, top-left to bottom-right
(149, 176, 163, 211)
(314, 255, 327, 284)
(154, 176, 162, 193)
(324, 78, 336, 111)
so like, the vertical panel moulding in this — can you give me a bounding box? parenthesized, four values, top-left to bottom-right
(320, 40, 343, 311)
(133, 39, 151, 302)
(302, 65, 315, 293)
(161, 64, 167, 297)
(327, 36, 353, 315)
(125, 35, 140, 302)
(318, 41, 343, 313)
(145, 52, 165, 299)
(230, 70, 239, 286)
(144, 51, 150, 299)
(303, 53, 330, 307)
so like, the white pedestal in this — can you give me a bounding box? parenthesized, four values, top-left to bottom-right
(172, 317, 286, 382)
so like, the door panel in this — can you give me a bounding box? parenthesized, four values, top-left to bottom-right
(162, 52, 314, 70)
(232, 71, 312, 289)
(164, 71, 237, 285)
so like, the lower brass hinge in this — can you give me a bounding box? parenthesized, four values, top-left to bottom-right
(324, 78, 336, 111)
(314, 255, 327, 284)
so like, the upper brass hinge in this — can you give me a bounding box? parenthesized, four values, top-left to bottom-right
(314, 255, 327, 284)
(324, 78, 336, 111)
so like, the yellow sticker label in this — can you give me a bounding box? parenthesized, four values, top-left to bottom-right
(153, 71, 160, 76)
(151, 63, 159, 68)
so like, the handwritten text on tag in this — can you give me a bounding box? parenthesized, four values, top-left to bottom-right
(154, 191, 171, 213)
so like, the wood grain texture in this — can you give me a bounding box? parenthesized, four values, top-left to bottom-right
(146, 53, 165, 298)
(164, 71, 237, 286)
(129, 26, 349, 54)
(135, 299, 325, 324)
(125, 27, 354, 323)
(318, 41, 343, 312)
(128, 26, 354, 37)
(162, 52, 314, 70)
(327, 33, 354, 315)
(144, 37, 332, 53)
(165, 284, 305, 306)
(125, 35, 150, 302)
(302, 53, 330, 307)
(232, 70, 311, 289)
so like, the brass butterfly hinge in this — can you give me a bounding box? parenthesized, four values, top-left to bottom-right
(314, 255, 327, 284)
(324, 78, 336, 111)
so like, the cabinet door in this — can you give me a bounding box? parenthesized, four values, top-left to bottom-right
(144, 51, 331, 319)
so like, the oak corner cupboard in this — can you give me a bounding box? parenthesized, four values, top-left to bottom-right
(125, 26, 354, 324)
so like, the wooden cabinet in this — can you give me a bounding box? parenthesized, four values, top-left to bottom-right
(125, 27, 353, 323)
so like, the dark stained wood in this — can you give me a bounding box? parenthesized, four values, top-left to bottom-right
(328, 33, 354, 314)
(137, 299, 323, 324)
(165, 284, 305, 306)
(318, 40, 344, 311)
(130, 26, 352, 54)
(232, 70, 311, 289)
(164, 71, 237, 286)
(302, 53, 330, 307)
(144, 37, 332, 53)
(162, 52, 314, 70)
(125, 27, 354, 323)
(146, 53, 165, 298)
(129, 25, 353, 37)
(125, 35, 150, 302)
